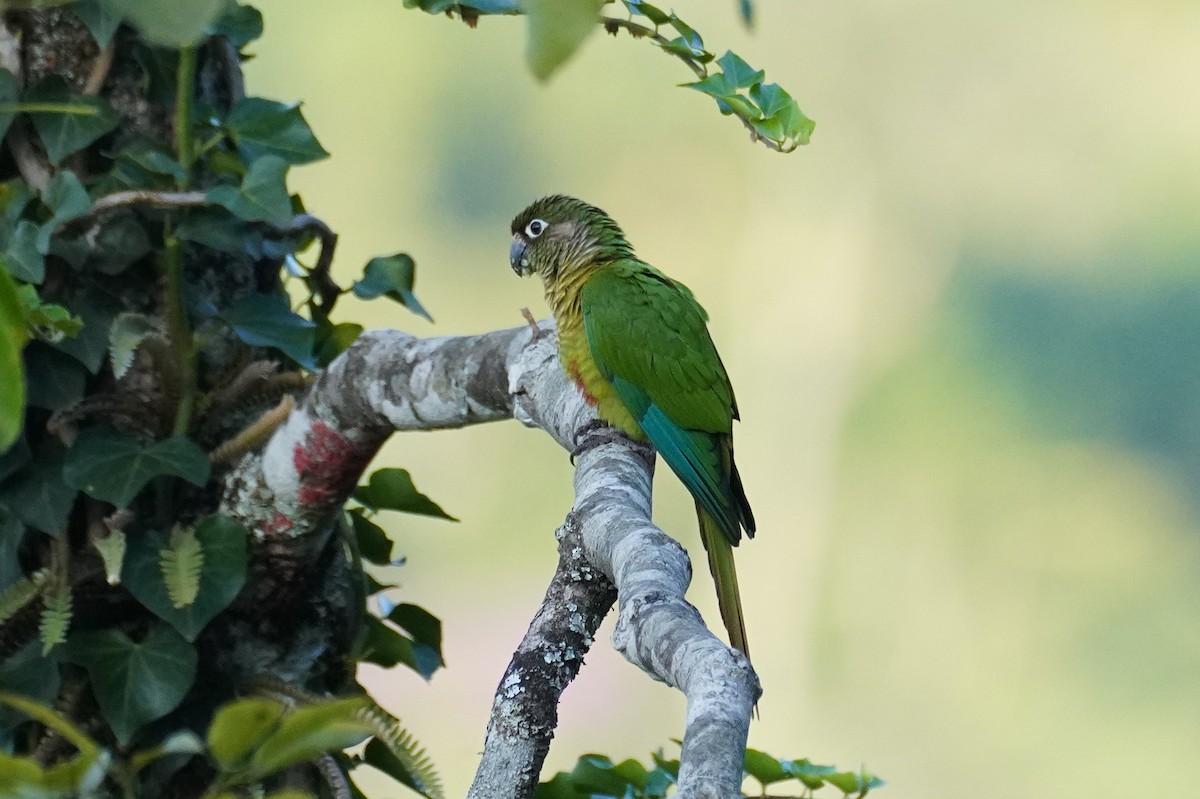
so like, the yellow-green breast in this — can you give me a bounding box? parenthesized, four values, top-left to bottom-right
(544, 270, 646, 439)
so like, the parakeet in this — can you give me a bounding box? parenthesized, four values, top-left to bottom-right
(509, 195, 755, 657)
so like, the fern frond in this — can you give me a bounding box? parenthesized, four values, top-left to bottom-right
(160, 527, 204, 609)
(0, 571, 46, 626)
(357, 703, 444, 799)
(39, 582, 72, 656)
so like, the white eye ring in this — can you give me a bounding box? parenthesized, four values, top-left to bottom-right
(526, 219, 548, 238)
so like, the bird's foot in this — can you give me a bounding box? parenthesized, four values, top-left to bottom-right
(570, 421, 654, 465)
(519, 307, 544, 339)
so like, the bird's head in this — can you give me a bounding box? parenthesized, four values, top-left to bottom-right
(509, 195, 632, 280)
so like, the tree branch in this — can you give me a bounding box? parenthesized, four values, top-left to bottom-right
(221, 324, 760, 798)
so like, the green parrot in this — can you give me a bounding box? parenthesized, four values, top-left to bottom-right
(509, 195, 755, 657)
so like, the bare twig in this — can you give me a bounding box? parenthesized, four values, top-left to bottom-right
(271, 213, 340, 311)
(81, 40, 114, 96)
(602, 16, 708, 80)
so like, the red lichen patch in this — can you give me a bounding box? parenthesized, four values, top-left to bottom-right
(293, 420, 376, 510)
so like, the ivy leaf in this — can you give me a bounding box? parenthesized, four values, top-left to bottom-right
(55, 287, 119, 374)
(123, 516, 248, 641)
(25, 77, 120, 166)
(786, 758, 837, 790)
(348, 509, 394, 566)
(2, 221, 43, 284)
(207, 155, 293, 227)
(221, 292, 317, 368)
(524, 0, 605, 81)
(114, 138, 188, 184)
(825, 769, 885, 795)
(0, 442, 76, 536)
(0, 266, 24, 449)
(743, 748, 789, 785)
(716, 50, 764, 89)
(386, 603, 444, 674)
(36, 170, 92, 255)
(351, 254, 433, 322)
(621, 0, 671, 26)
(353, 468, 457, 521)
(64, 624, 197, 744)
(0, 644, 60, 743)
(72, 0, 125, 46)
(738, 0, 754, 28)
(209, 2, 265, 48)
(63, 427, 211, 508)
(176, 207, 260, 254)
(226, 97, 329, 165)
(24, 342, 86, 411)
(108, 0, 225, 46)
(360, 614, 441, 679)
(315, 321, 363, 366)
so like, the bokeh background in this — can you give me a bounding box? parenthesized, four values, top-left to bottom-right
(246, 2, 1200, 797)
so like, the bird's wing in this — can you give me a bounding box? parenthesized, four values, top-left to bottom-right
(581, 261, 743, 540)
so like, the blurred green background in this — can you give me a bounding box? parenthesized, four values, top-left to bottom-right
(246, 1, 1200, 796)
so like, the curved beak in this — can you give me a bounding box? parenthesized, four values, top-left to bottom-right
(509, 235, 529, 276)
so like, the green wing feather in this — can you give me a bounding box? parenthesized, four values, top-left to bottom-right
(580, 260, 755, 657)
(580, 260, 753, 542)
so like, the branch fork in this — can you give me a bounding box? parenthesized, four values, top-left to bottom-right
(221, 322, 760, 799)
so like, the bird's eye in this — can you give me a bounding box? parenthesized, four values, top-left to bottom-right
(526, 219, 548, 238)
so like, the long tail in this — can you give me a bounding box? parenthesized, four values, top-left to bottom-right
(698, 507, 750, 660)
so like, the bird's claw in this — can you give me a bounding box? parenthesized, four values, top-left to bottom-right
(570, 421, 653, 465)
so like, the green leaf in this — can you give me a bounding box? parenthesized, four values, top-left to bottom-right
(24, 342, 86, 411)
(0, 643, 60, 742)
(738, 0, 754, 27)
(353, 468, 457, 520)
(786, 758, 837, 790)
(85, 211, 153, 275)
(716, 50, 764, 89)
(176, 207, 260, 254)
(621, 0, 671, 26)
(55, 287, 119, 374)
(221, 292, 317, 368)
(315, 321, 363, 366)
(207, 154, 293, 226)
(226, 97, 329, 165)
(108, 0, 225, 46)
(208, 696, 286, 773)
(351, 254, 432, 322)
(65, 623, 198, 744)
(25, 77, 120, 166)
(568, 755, 628, 796)
(64, 427, 211, 508)
(72, 0, 125, 46)
(36, 170, 92, 255)
(682, 73, 737, 103)
(386, 603, 444, 673)
(743, 747, 789, 785)
(210, 2, 265, 47)
(825, 767, 883, 791)
(360, 615, 441, 679)
(524, 0, 604, 81)
(0, 442, 76, 535)
(0, 266, 25, 449)
(123, 515, 248, 641)
(348, 509, 394, 566)
(4, 221, 45, 283)
(248, 696, 373, 778)
(0, 68, 18, 141)
(115, 138, 189, 184)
